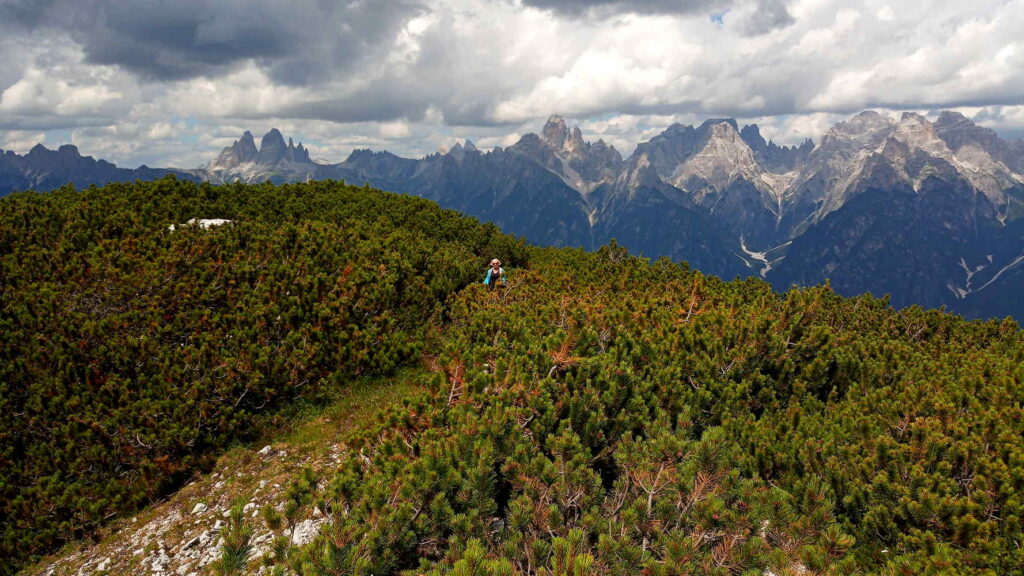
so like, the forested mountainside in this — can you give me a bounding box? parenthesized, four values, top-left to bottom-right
(0, 177, 526, 573)
(4, 178, 1024, 575)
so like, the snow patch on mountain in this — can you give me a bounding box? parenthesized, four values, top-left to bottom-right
(739, 236, 790, 278)
(951, 256, 989, 299)
(974, 254, 1024, 294)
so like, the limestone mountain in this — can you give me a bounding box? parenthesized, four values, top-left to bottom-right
(0, 144, 197, 196)
(339, 142, 595, 249)
(769, 111, 1024, 318)
(197, 128, 342, 184)
(507, 115, 624, 193)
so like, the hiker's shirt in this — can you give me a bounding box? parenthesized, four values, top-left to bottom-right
(484, 267, 504, 289)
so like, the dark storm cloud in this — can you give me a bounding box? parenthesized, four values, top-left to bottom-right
(0, 0, 426, 83)
(518, 0, 793, 34)
(734, 0, 795, 35)
(518, 0, 724, 16)
(278, 90, 430, 125)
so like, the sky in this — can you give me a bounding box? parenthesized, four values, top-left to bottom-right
(1, 0, 1023, 169)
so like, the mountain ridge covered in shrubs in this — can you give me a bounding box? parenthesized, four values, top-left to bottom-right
(2, 177, 1023, 575)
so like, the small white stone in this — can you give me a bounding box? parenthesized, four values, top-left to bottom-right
(150, 548, 171, 572)
(191, 503, 208, 515)
(182, 534, 203, 550)
(290, 518, 327, 546)
(258, 445, 273, 456)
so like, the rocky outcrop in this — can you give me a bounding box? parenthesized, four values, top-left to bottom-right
(30, 442, 337, 576)
(508, 115, 623, 193)
(210, 131, 259, 171)
(197, 128, 332, 185)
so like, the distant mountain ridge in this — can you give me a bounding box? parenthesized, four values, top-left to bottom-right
(0, 143, 197, 193)
(2, 111, 1022, 319)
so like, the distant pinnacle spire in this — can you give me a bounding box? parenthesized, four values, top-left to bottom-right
(542, 115, 570, 149)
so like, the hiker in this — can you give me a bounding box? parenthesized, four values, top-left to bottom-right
(483, 258, 505, 291)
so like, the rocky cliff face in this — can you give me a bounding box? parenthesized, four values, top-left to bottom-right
(507, 115, 623, 193)
(209, 130, 259, 171)
(764, 111, 1023, 317)
(199, 129, 334, 184)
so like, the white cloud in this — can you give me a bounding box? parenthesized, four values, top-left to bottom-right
(0, 130, 48, 153)
(0, 0, 1021, 167)
(379, 121, 413, 139)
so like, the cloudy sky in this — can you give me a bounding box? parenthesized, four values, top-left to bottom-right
(1, 0, 1022, 168)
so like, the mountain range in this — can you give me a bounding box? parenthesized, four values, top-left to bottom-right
(2, 111, 1022, 319)
(0, 144, 198, 193)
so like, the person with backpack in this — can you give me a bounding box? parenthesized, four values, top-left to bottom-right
(483, 258, 505, 291)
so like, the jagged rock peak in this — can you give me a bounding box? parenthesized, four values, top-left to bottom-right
(447, 141, 470, 161)
(284, 137, 312, 163)
(896, 112, 940, 139)
(740, 124, 767, 148)
(821, 110, 895, 147)
(256, 129, 289, 165)
(23, 143, 82, 158)
(210, 131, 258, 170)
(260, 128, 287, 150)
(934, 110, 976, 131)
(540, 115, 589, 156)
(234, 131, 258, 161)
(933, 110, 1001, 145)
(541, 115, 570, 149)
(699, 118, 739, 132)
(568, 126, 585, 151)
(932, 110, 1010, 166)
(709, 120, 741, 137)
(889, 112, 960, 160)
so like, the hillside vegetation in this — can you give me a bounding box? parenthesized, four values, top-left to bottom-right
(0, 177, 525, 573)
(3, 178, 1024, 575)
(279, 247, 1024, 576)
